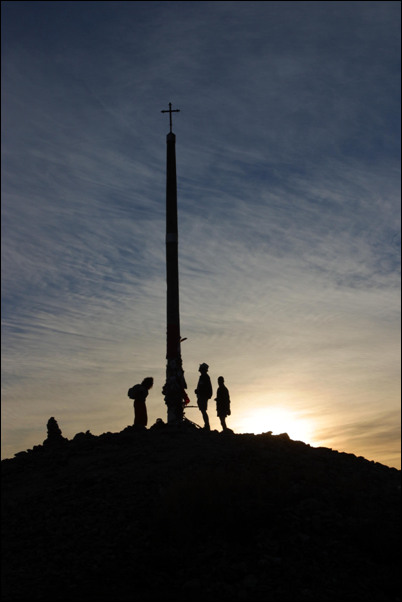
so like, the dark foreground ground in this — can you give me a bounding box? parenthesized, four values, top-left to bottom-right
(2, 422, 401, 601)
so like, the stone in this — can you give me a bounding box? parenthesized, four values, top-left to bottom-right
(43, 417, 67, 446)
(2, 423, 400, 602)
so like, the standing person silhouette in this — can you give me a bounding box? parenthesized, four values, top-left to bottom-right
(128, 377, 154, 428)
(195, 363, 212, 430)
(215, 376, 232, 432)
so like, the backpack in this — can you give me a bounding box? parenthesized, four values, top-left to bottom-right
(127, 384, 142, 400)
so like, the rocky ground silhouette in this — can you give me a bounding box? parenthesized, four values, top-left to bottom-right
(2, 419, 400, 601)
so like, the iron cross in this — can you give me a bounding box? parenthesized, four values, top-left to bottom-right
(161, 102, 180, 133)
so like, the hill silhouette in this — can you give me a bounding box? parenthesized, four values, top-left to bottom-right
(2, 420, 400, 601)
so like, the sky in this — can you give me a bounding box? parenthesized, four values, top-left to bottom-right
(1, 1, 400, 469)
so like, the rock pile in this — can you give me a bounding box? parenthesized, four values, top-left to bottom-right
(1, 420, 400, 601)
(42, 417, 67, 447)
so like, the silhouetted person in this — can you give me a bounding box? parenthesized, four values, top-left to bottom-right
(163, 369, 189, 424)
(215, 376, 232, 431)
(128, 377, 153, 427)
(195, 363, 212, 430)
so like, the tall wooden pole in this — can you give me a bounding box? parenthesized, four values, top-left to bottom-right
(165, 129, 180, 363)
(161, 103, 187, 423)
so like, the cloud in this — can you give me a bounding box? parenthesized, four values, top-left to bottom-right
(314, 408, 401, 469)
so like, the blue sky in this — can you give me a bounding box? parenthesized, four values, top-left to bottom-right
(2, 1, 400, 468)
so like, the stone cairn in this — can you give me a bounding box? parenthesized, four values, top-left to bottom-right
(43, 417, 66, 446)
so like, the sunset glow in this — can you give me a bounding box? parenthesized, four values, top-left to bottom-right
(237, 406, 316, 444)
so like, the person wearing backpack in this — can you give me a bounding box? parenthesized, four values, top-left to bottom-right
(195, 363, 212, 430)
(127, 377, 154, 427)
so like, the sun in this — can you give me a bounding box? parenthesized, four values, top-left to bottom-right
(238, 406, 314, 443)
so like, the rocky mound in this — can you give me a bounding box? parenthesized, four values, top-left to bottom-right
(1, 421, 400, 601)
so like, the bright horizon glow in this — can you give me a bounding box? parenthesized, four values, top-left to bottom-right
(236, 406, 316, 443)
